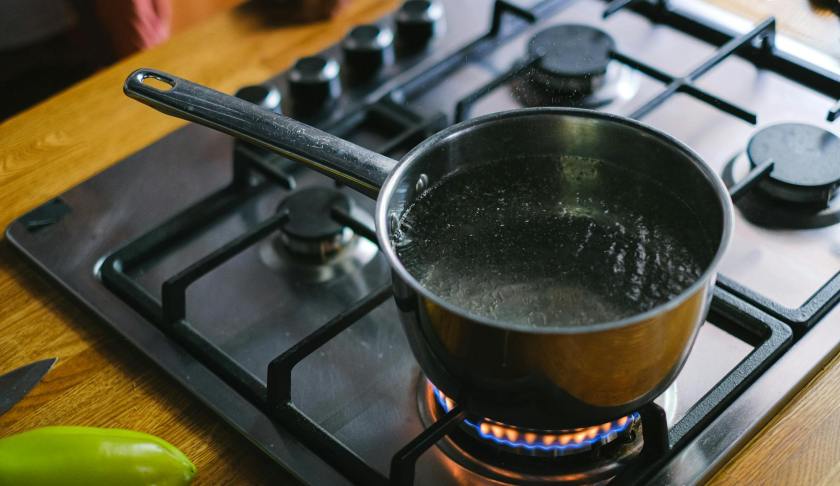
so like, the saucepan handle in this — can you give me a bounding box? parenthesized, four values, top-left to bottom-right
(124, 68, 397, 198)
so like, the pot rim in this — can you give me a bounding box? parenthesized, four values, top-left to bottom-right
(375, 107, 734, 335)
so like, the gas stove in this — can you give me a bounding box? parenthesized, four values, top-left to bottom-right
(7, 0, 840, 484)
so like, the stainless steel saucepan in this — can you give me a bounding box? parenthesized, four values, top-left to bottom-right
(124, 68, 732, 429)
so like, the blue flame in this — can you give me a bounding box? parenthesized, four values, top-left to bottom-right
(432, 385, 639, 453)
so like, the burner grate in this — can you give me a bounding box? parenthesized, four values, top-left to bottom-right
(98, 152, 792, 486)
(455, 11, 775, 123)
(604, 0, 840, 96)
(718, 275, 840, 335)
(611, 16, 773, 123)
(829, 99, 840, 122)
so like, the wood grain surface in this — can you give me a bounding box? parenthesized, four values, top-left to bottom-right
(0, 1, 837, 485)
(709, 350, 840, 485)
(171, 0, 247, 35)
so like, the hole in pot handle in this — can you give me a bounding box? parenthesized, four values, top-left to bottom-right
(123, 68, 398, 198)
(135, 71, 175, 91)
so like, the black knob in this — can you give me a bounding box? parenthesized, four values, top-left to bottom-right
(342, 24, 394, 82)
(288, 55, 341, 115)
(235, 84, 282, 113)
(396, 0, 444, 52)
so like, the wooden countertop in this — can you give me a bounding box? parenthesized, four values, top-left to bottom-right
(0, 1, 837, 485)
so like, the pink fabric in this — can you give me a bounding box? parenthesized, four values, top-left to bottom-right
(94, 0, 172, 56)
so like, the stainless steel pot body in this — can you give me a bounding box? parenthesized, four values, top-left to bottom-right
(125, 69, 732, 429)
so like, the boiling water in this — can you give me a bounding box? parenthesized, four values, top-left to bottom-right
(393, 155, 713, 328)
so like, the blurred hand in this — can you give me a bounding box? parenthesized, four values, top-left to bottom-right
(89, 0, 172, 57)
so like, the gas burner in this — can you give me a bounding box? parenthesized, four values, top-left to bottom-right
(433, 385, 638, 458)
(418, 381, 644, 484)
(260, 187, 377, 282)
(723, 123, 840, 229)
(513, 24, 639, 108)
(746, 123, 840, 206)
(277, 187, 355, 258)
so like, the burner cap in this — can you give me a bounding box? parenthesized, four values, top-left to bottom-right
(528, 24, 615, 82)
(747, 123, 840, 206)
(277, 187, 355, 259)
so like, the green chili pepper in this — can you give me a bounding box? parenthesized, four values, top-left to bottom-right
(0, 426, 196, 485)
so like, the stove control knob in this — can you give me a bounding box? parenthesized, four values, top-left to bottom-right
(288, 55, 341, 114)
(235, 84, 282, 113)
(342, 24, 394, 82)
(396, 0, 444, 53)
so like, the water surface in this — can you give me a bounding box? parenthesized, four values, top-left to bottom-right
(393, 155, 712, 328)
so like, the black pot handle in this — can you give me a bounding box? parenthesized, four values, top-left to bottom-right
(124, 68, 397, 198)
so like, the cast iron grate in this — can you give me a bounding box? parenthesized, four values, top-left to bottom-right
(828, 99, 840, 122)
(454, 14, 774, 123)
(101, 192, 792, 486)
